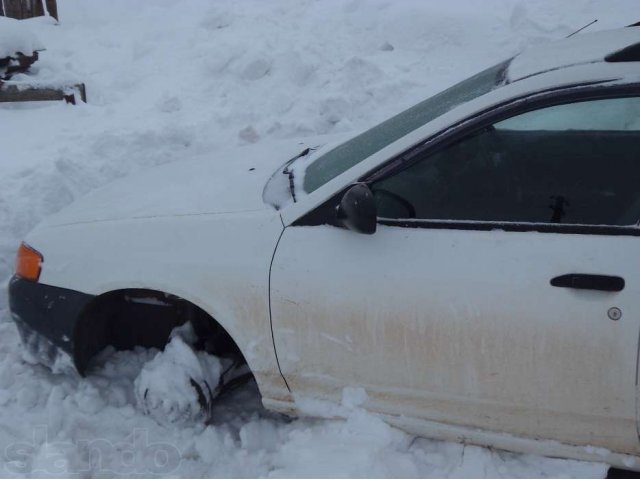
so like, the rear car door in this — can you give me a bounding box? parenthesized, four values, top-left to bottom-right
(270, 92, 640, 454)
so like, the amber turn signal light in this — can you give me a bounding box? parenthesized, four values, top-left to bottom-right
(15, 243, 43, 282)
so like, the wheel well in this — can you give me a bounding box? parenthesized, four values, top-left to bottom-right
(73, 289, 247, 375)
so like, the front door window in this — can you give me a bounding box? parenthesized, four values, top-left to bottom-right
(372, 96, 640, 226)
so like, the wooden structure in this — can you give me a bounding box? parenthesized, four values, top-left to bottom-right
(0, 0, 87, 104)
(0, 50, 38, 76)
(0, 0, 58, 21)
(0, 83, 86, 104)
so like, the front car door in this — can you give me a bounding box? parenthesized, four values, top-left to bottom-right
(270, 88, 640, 456)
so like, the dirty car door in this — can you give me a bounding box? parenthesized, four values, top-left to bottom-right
(270, 95, 640, 455)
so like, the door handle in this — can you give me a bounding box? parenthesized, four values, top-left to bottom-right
(550, 274, 625, 292)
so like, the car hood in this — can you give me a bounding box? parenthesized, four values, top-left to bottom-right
(39, 140, 321, 228)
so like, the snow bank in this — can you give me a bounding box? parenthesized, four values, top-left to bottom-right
(0, 0, 636, 476)
(0, 17, 44, 58)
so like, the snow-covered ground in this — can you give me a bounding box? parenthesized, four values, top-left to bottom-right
(0, 0, 637, 476)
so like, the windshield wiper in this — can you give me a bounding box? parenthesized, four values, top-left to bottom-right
(282, 147, 312, 203)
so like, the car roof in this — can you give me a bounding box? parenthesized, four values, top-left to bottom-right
(507, 27, 640, 83)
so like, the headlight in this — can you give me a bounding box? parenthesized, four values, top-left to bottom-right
(15, 243, 43, 282)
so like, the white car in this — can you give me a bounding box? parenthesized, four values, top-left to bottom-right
(9, 27, 640, 470)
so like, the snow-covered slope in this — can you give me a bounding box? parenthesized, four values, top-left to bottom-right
(0, 0, 636, 476)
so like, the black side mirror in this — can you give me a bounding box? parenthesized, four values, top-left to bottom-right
(336, 183, 377, 234)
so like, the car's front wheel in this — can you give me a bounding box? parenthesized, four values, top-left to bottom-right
(134, 324, 252, 426)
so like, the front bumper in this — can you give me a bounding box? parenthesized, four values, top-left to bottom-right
(8, 275, 94, 368)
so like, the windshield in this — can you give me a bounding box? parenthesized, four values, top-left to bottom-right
(302, 59, 511, 193)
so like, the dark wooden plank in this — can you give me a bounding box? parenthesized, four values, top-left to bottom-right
(0, 83, 86, 104)
(24, 0, 36, 19)
(0, 85, 68, 102)
(33, 0, 57, 20)
(76, 83, 86, 102)
(45, 0, 57, 20)
(34, 0, 44, 17)
(2, 0, 57, 19)
(3, 0, 24, 19)
(0, 0, 58, 20)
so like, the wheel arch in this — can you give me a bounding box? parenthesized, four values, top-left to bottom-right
(72, 286, 260, 389)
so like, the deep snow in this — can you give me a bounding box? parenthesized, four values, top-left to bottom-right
(0, 17, 43, 59)
(0, 0, 637, 476)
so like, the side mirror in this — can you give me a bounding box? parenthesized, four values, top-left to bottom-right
(336, 183, 377, 234)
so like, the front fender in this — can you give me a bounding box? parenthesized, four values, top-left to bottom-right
(24, 210, 291, 404)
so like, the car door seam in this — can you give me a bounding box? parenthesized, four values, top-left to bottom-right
(267, 220, 291, 392)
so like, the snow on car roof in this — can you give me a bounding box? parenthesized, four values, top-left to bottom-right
(508, 27, 640, 83)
